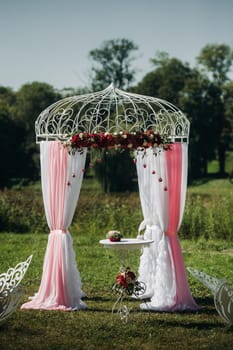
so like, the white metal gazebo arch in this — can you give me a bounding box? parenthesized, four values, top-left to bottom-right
(21, 85, 198, 312)
(35, 83, 189, 143)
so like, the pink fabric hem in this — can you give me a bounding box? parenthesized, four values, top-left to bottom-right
(21, 303, 72, 311)
(168, 236, 199, 310)
(21, 232, 69, 310)
(20, 231, 87, 311)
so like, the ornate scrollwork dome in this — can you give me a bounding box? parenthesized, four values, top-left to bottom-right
(35, 84, 190, 143)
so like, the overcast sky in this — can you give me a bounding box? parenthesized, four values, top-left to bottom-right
(1, 0, 233, 91)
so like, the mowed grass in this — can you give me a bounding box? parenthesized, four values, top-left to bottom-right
(0, 234, 233, 350)
(0, 178, 233, 349)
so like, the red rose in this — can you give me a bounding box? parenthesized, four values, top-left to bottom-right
(71, 134, 81, 146)
(109, 237, 121, 242)
(126, 271, 136, 281)
(116, 274, 128, 288)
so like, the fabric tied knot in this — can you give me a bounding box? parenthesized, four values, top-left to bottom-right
(50, 229, 67, 235)
(138, 219, 153, 233)
(138, 219, 163, 241)
(165, 230, 178, 237)
(138, 219, 161, 234)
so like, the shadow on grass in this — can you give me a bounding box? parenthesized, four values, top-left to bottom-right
(83, 295, 224, 322)
(83, 296, 139, 313)
(194, 296, 220, 315)
(83, 295, 112, 302)
(146, 317, 226, 330)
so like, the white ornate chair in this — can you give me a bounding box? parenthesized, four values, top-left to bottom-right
(187, 267, 233, 325)
(0, 255, 32, 324)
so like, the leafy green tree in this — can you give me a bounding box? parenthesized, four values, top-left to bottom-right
(223, 81, 233, 152)
(94, 150, 136, 192)
(180, 70, 223, 178)
(136, 52, 192, 106)
(58, 86, 91, 98)
(197, 44, 233, 85)
(89, 38, 138, 91)
(0, 113, 30, 187)
(0, 88, 30, 187)
(197, 43, 233, 175)
(89, 39, 138, 191)
(13, 82, 61, 180)
(14, 82, 60, 140)
(0, 86, 16, 109)
(135, 49, 232, 179)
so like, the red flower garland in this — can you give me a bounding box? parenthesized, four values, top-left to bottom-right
(70, 130, 168, 150)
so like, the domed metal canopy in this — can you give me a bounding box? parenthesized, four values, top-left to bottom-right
(35, 84, 190, 143)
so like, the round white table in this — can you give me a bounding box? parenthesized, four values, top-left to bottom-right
(99, 238, 154, 266)
(99, 238, 154, 250)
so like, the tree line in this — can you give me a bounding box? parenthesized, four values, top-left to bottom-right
(0, 39, 232, 190)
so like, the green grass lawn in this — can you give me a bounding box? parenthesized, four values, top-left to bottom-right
(0, 178, 233, 349)
(0, 233, 233, 350)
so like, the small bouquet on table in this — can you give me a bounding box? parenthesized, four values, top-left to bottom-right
(106, 230, 123, 242)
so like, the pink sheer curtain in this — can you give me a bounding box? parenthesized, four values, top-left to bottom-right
(21, 141, 87, 311)
(165, 143, 198, 310)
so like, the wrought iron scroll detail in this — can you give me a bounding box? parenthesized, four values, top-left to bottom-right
(35, 84, 190, 143)
(0, 255, 33, 324)
(187, 267, 233, 325)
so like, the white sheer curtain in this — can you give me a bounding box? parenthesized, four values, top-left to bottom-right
(21, 141, 87, 311)
(135, 148, 176, 309)
(136, 144, 198, 311)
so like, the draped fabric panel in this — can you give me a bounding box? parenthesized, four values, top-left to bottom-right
(21, 141, 87, 311)
(135, 148, 176, 308)
(166, 143, 198, 310)
(136, 144, 198, 311)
